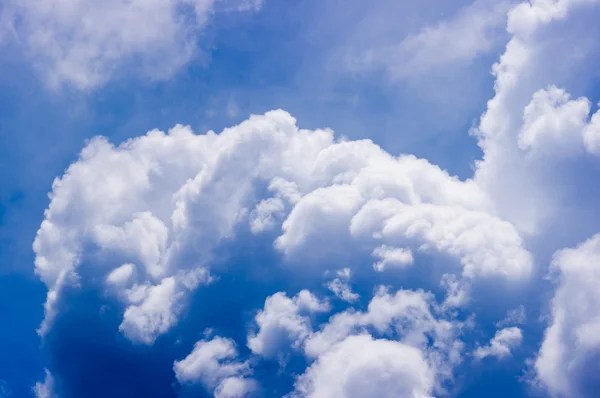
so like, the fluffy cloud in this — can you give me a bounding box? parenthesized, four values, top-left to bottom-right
(474, 327, 523, 360)
(29, 1, 600, 396)
(536, 233, 600, 397)
(301, 287, 464, 392)
(246, 286, 465, 397)
(326, 269, 359, 303)
(247, 290, 329, 358)
(174, 336, 256, 397)
(3, 0, 262, 89)
(371, 245, 414, 271)
(33, 370, 56, 398)
(518, 86, 593, 156)
(292, 334, 434, 398)
(472, 0, 600, 234)
(34, 109, 533, 344)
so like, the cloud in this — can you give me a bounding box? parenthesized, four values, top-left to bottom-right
(474, 327, 522, 360)
(536, 233, 600, 397)
(472, 0, 600, 235)
(343, 0, 512, 81)
(33, 109, 532, 344)
(326, 270, 359, 303)
(371, 245, 414, 272)
(440, 274, 470, 309)
(247, 290, 329, 359)
(28, 1, 600, 396)
(246, 286, 464, 397)
(33, 370, 56, 398)
(174, 336, 256, 397)
(3, 0, 262, 89)
(496, 305, 526, 328)
(302, 287, 464, 390)
(291, 334, 435, 398)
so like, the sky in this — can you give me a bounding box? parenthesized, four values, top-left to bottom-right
(0, 0, 600, 397)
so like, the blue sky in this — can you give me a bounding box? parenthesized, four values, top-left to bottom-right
(1, 0, 600, 397)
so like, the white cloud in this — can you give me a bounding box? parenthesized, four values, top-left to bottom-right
(343, 0, 512, 80)
(326, 277, 359, 303)
(292, 334, 435, 398)
(536, 233, 600, 397)
(518, 86, 591, 155)
(474, 327, 523, 359)
(174, 336, 256, 397)
(119, 277, 182, 344)
(303, 287, 464, 390)
(34, 110, 532, 342)
(248, 290, 329, 358)
(276, 286, 467, 397)
(583, 104, 600, 154)
(106, 263, 135, 286)
(4, 0, 262, 89)
(496, 305, 526, 328)
(371, 245, 414, 272)
(472, 0, 600, 234)
(33, 370, 56, 398)
(440, 274, 470, 309)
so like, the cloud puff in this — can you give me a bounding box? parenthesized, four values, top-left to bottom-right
(33, 370, 56, 398)
(246, 286, 465, 397)
(34, 109, 533, 344)
(300, 287, 464, 392)
(174, 336, 256, 397)
(474, 327, 523, 360)
(3, 0, 262, 89)
(326, 269, 359, 303)
(371, 245, 414, 271)
(292, 334, 434, 398)
(248, 290, 329, 358)
(536, 233, 600, 397)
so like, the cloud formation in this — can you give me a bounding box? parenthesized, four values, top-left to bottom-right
(33, 370, 56, 398)
(26, 0, 600, 396)
(292, 334, 434, 398)
(174, 336, 256, 398)
(3, 0, 262, 89)
(474, 327, 523, 360)
(33, 108, 533, 344)
(536, 234, 600, 397)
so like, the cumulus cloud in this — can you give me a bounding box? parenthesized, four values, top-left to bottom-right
(29, 1, 600, 396)
(247, 290, 329, 358)
(292, 334, 435, 398)
(472, 0, 600, 234)
(174, 336, 256, 397)
(3, 0, 262, 89)
(303, 287, 464, 390)
(33, 370, 56, 398)
(536, 233, 600, 397)
(34, 109, 533, 343)
(474, 327, 522, 360)
(518, 86, 592, 155)
(371, 245, 414, 271)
